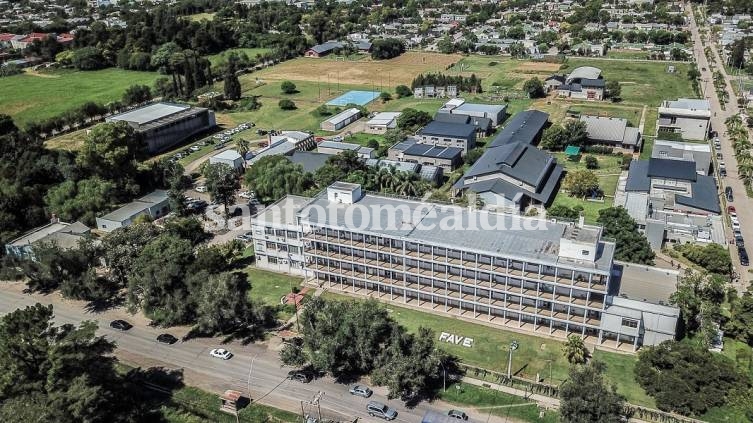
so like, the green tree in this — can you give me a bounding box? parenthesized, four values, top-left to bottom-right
(370, 38, 406, 60)
(397, 108, 432, 131)
(560, 361, 625, 423)
(280, 343, 307, 367)
(674, 243, 731, 275)
(0, 303, 128, 422)
(726, 288, 753, 345)
(44, 177, 116, 225)
(563, 335, 589, 364)
(280, 80, 297, 94)
(379, 92, 392, 103)
(605, 80, 622, 102)
(127, 234, 196, 325)
(122, 84, 152, 105)
(395, 85, 412, 98)
(523, 77, 545, 98)
(563, 169, 600, 197)
(245, 155, 313, 203)
(596, 207, 655, 265)
(100, 222, 161, 288)
(671, 269, 727, 338)
(635, 341, 743, 415)
(223, 69, 242, 101)
(584, 155, 599, 169)
(194, 271, 256, 334)
(279, 99, 297, 110)
(77, 121, 143, 188)
(371, 327, 447, 401)
(204, 163, 240, 217)
(70, 47, 106, 70)
(547, 205, 581, 220)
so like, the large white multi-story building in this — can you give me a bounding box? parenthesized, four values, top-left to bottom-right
(251, 182, 679, 351)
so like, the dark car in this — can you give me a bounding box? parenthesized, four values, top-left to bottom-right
(287, 370, 312, 383)
(726, 187, 734, 202)
(156, 334, 178, 345)
(720, 167, 727, 177)
(739, 246, 749, 266)
(110, 320, 132, 331)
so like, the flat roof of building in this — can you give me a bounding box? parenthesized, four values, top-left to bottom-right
(452, 102, 506, 115)
(98, 190, 168, 222)
(366, 112, 401, 126)
(298, 188, 614, 271)
(324, 108, 360, 124)
(612, 262, 679, 305)
(418, 121, 476, 139)
(212, 149, 242, 161)
(109, 103, 189, 125)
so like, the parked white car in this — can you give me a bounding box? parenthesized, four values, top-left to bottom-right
(195, 185, 207, 193)
(209, 348, 232, 360)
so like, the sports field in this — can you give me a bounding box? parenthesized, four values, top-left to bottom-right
(252, 52, 464, 86)
(0, 68, 160, 127)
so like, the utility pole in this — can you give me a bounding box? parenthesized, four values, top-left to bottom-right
(300, 391, 325, 422)
(507, 340, 519, 379)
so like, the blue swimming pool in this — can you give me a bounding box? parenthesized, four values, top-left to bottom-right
(326, 90, 380, 106)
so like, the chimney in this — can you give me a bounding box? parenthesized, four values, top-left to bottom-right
(50, 213, 59, 224)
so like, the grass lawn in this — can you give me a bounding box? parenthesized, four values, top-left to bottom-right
(564, 58, 695, 106)
(643, 107, 658, 136)
(321, 291, 650, 405)
(185, 12, 215, 21)
(640, 136, 655, 160)
(566, 103, 642, 127)
(592, 350, 655, 408)
(245, 267, 302, 307)
(439, 382, 559, 423)
(605, 50, 652, 60)
(207, 48, 271, 66)
(550, 153, 622, 224)
(0, 68, 159, 127)
(45, 128, 89, 151)
(343, 132, 388, 147)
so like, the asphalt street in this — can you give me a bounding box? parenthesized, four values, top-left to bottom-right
(0, 283, 517, 423)
(688, 4, 752, 290)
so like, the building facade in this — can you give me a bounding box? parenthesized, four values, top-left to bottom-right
(417, 121, 476, 154)
(657, 99, 711, 141)
(250, 182, 678, 351)
(321, 108, 361, 131)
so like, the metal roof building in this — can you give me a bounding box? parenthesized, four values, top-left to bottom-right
(96, 190, 170, 232)
(106, 102, 216, 154)
(580, 115, 642, 151)
(488, 110, 549, 148)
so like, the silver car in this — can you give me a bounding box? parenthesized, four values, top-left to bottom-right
(349, 384, 373, 398)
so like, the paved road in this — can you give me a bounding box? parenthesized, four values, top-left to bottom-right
(0, 283, 519, 423)
(688, 4, 751, 290)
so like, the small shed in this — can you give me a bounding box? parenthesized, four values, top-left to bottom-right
(219, 390, 243, 415)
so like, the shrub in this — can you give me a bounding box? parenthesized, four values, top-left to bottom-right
(278, 99, 296, 110)
(584, 155, 599, 169)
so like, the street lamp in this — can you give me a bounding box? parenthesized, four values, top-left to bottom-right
(507, 340, 519, 379)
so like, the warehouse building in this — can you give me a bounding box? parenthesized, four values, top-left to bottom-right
(320, 108, 361, 131)
(106, 102, 216, 154)
(250, 182, 679, 351)
(365, 112, 401, 134)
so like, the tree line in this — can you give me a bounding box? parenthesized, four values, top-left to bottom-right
(411, 72, 483, 93)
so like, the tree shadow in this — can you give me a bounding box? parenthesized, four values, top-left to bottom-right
(83, 292, 126, 313)
(118, 367, 187, 423)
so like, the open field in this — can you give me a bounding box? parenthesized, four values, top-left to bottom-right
(252, 52, 464, 86)
(566, 103, 643, 127)
(605, 50, 653, 60)
(565, 58, 695, 106)
(0, 68, 159, 127)
(207, 48, 271, 66)
(45, 128, 90, 151)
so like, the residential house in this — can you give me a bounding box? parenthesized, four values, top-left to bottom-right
(580, 115, 642, 151)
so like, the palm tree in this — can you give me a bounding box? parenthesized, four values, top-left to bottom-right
(235, 138, 250, 158)
(563, 334, 588, 365)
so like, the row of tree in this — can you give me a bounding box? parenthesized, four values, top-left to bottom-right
(411, 73, 483, 94)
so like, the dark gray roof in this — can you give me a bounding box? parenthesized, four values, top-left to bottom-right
(287, 151, 333, 173)
(469, 116, 493, 131)
(434, 112, 471, 125)
(389, 138, 417, 153)
(648, 158, 697, 181)
(403, 143, 462, 160)
(309, 41, 343, 54)
(464, 142, 560, 191)
(457, 159, 563, 204)
(675, 175, 720, 213)
(581, 78, 605, 88)
(545, 74, 565, 83)
(488, 110, 549, 148)
(625, 160, 651, 192)
(418, 121, 476, 139)
(559, 83, 582, 92)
